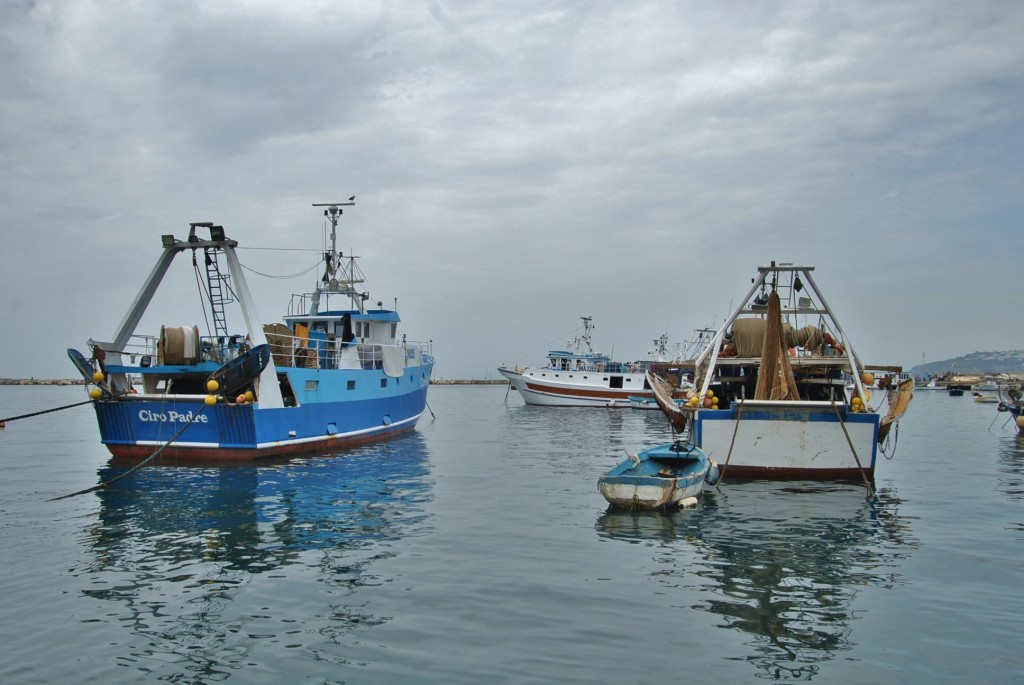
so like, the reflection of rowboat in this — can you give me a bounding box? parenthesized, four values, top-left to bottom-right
(594, 480, 912, 680)
(648, 262, 914, 481)
(598, 441, 719, 509)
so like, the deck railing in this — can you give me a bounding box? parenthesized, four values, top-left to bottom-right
(112, 332, 433, 372)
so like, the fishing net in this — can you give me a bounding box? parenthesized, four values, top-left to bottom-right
(753, 291, 799, 401)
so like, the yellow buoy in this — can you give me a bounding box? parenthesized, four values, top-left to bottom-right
(205, 394, 217, 406)
(244, 390, 254, 403)
(92, 371, 105, 383)
(1016, 416, 1024, 429)
(207, 379, 219, 393)
(706, 389, 714, 398)
(689, 397, 699, 407)
(89, 388, 102, 400)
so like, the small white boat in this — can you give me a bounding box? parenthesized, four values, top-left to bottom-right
(972, 392, 999, 403)
(598, 441, 719, 509)
(498, 318, 683, 407)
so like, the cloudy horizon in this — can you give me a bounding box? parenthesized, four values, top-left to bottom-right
(3, 1, 1022, 380)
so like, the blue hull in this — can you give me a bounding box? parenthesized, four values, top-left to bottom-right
(94, 364, 432, 462)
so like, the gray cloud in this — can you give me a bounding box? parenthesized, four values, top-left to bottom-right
(3, 0, 1022, 379)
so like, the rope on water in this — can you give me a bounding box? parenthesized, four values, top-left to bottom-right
(716, 399, 744, 490)
(1, 398, 96, 424)
(831, 401, 875, 499)
(49, 404, 208, 502)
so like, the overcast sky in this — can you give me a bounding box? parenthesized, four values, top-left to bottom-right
(3, 1, 1022, 380)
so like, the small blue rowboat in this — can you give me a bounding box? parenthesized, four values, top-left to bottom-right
(599, 441, 719, 509)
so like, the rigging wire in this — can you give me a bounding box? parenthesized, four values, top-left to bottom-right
(240, 260, 321, 280)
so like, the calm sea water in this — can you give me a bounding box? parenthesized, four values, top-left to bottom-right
(1, 384, 1022, 684)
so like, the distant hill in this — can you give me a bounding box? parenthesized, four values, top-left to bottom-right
(910, 350, 1024, 377)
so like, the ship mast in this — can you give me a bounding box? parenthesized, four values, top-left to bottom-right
(311, 199, 365, 314)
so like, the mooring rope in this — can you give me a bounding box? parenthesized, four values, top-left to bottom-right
(49, 404, 209, 502)
(1, 398, 96, 424)
(716, 399, 744, 489)
(831, 401, 875, 499)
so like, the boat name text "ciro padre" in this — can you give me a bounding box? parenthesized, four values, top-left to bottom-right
(138, 409, 209, 424)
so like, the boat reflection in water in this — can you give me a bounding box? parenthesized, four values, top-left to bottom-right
(596, 482, 916, 681)
(90, 434, 432, 569)
(79, 434, 431, 677)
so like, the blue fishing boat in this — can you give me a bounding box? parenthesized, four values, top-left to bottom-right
(598, 441, 719, 509)
(68, 200, 434, 462)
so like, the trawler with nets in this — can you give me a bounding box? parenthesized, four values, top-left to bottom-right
(648, 262, 913, 482)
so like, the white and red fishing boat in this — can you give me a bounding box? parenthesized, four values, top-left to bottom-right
(498, 317, 683, 407)
(648, 262, 914, 482)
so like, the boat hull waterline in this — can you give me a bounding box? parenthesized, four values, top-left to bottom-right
(91, 383, 429, 462)
(696, 401, 879, 480)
